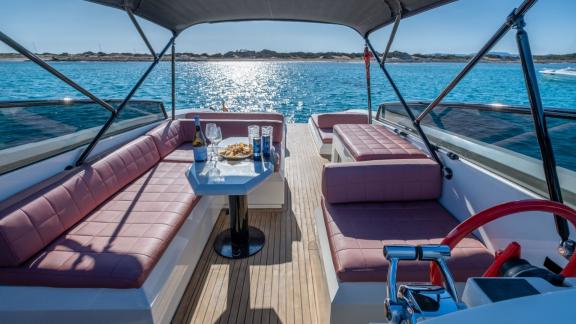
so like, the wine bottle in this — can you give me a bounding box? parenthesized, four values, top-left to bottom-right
(192, 115, 208, 162)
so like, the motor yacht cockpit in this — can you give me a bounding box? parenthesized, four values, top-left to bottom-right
(0, 0, 575, 323)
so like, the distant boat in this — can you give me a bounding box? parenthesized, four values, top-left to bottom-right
(539, 67, 576, 79)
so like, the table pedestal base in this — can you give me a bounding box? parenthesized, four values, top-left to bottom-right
(214, 195, 265, 259)
(213, 226, 265, 259)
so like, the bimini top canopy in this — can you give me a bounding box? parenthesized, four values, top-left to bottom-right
(87, 0, 455, 36)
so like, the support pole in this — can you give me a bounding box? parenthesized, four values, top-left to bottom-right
(171, 35, 176, 120)
(126, 9, 158, 60)
(363, 43, 373, 123)
(415, 0, 537, 123)
(382, 14, 401, 64)
(515, 17, 574, 256)
(366, 38, 442, 167)
(75, 36, 176, 166)
(0, 31, 115, 113)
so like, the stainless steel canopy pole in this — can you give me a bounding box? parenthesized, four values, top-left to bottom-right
(514, 16, 574, 257)
(126, 8, 158, 60)
(363, 43, 373, 123)
(0, 31, 116, 113)
(171, 35, 177, 120)
(382, 14, 401, 65)
(365, 38, 443, 168)
(415, 0, 537, 123)
(75, 36, 176, 166)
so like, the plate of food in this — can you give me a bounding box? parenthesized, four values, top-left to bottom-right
(219, 143, 253, 160)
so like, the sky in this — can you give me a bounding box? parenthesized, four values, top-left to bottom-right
(0, 0, 574, 55)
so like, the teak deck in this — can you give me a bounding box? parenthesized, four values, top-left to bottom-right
(173, 124, 330, 324)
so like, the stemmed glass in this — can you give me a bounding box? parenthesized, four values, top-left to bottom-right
(205, 123, 217, 160)
(211, 127, 222, 161)
(206, 124, 222, 162)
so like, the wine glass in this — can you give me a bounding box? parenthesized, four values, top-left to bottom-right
(211, 127, 223, 161)
(205, 123, 217, 160)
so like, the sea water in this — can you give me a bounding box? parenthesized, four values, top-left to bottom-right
(1, 61, 575, 123)
(0, 60, 575, 173)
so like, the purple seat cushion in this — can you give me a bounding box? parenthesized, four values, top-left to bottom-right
(0, 162, 198, 288)
(322, 200, 494, 283)
(322, 159, 442, 203)
(312, 112, 368, 129)
(334, 124, 426, 161)
(0, 136, 160, 267)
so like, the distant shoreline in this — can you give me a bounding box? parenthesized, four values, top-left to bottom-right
(1, 50, 575, 63)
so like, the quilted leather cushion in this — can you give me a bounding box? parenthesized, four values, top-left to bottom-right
(322, 159, 442, 203)
(334, 124, 427, 161)
(0, 162, 198, 288)
(0, 136, 160, 267)
(185, 111, 284, 122)
(147, 120, 187, 158)
(188, 119, 284, 143)
(163, 143, 195, 163)
(322, 200, 494, 283)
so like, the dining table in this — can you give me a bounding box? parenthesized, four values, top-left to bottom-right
(186, 137, 274, 259)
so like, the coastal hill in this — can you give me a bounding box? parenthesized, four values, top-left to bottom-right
(1, 49, 575, 63)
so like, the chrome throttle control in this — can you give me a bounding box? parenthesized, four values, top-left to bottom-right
(383, 245, 464, 324)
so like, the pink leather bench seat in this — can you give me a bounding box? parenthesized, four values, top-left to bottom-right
(322, 200, 494, 283)
(0, 130, 201, 288)
(0, 162, 198, 288)
(320, 160, 493, 283)
(334, 124, 426, 161)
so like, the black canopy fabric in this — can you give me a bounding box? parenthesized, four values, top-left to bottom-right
(87, 0, 455, 36)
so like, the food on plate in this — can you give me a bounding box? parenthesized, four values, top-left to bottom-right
(220, 143, 252, 159)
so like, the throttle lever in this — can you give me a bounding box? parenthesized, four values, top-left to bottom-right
(384, 245, 462, 323)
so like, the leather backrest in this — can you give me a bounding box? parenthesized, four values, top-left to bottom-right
(146, 120, 186, 158)
(314, 113, 368, 129)
(178, 119, 284, 144)
(0, 136, 160, 266)
(185, 111, 284, 122)
(322, 159, 442, 204)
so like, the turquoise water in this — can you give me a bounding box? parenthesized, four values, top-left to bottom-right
(1, 61, 575, 123)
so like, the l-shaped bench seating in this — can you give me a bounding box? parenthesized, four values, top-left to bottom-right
(0, 112, 285, 322)
(317, 158, 494, 323)
(0, 113, 284, 288)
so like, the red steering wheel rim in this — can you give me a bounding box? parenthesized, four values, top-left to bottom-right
(430, 199, 576, 285)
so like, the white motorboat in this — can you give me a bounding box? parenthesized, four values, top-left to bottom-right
(540, 67, 576, 79)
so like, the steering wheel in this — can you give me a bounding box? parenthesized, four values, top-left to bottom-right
(430, 199, 576, 286)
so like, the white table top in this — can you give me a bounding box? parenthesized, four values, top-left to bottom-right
(186, 137, 274, 196)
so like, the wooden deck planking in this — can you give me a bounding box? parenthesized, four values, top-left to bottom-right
(172, 124, 330, 324)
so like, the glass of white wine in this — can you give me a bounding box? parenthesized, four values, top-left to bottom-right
(205, 123, 217, 160)
(210, 127, 223, 161)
